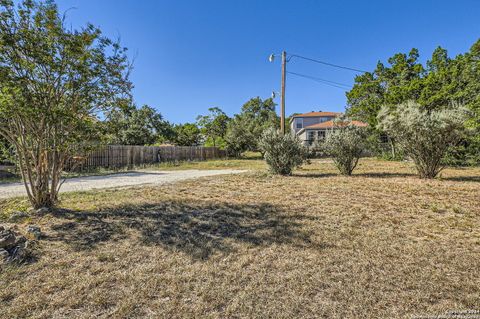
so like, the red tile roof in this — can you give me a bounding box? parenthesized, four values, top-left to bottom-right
(293, 111, 342, 118)
(304, 120, 368, 129)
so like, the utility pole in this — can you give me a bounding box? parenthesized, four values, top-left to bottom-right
(280, 51, 286, 134)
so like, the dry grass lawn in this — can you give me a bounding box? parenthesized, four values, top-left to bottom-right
(1, 158, 479, 318)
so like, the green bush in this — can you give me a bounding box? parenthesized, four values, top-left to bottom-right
(377, 101, 469, 178)
(320, 123, 367, 176)
(224, 97, 279, 157)
(224, 119, 253, 157)
(258, 128, 309, 175)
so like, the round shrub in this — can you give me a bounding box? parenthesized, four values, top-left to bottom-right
(377, 101, 469, 178)
(320, 123, 367, 176)
(258, 128, 309, 175)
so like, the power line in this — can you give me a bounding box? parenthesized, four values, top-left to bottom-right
(287, 71, 351, 87)
(286, 71, 352, 90)
(289, 54, 368, 73)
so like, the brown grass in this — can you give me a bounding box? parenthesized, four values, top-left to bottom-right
(1, 158, 479, 318)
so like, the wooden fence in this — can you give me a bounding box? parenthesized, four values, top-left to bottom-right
(65, 145, 227, 172)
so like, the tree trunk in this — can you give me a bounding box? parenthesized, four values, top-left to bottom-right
(17, 145, 65, 209)
(389, 138, 396, 159)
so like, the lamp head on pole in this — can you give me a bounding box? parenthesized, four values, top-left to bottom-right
(268, 54, 275, 63)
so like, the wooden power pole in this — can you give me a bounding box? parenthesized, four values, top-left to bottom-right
(280, 51, 286, 134)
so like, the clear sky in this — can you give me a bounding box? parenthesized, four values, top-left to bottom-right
(56, 0, 480, 123)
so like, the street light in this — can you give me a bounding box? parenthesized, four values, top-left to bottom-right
(269, 51, 287, 134)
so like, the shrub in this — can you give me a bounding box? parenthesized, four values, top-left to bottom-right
(258, 128, 309, 175)
(224, 119, 253, 157)
(377, 101, 469, 178)
(320, 122, 367, 176)
(224, 97, 279, 157)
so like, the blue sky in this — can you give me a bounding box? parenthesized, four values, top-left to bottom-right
(56, 0, 480, 123)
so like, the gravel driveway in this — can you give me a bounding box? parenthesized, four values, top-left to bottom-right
(0, 169, 245, 199)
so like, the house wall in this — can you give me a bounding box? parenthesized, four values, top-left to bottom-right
(304, 128, 338, 146)
(297, 130, 307, 144)
(291, 116, 336, 133)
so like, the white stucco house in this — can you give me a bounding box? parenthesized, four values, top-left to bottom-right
(290, 111, 368, 146)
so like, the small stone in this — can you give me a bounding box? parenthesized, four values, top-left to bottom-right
(9, 211, 29, 222)
(25, 225, 42, 240)
(34, 207, 49, 216)
(0, 231, 16, 249)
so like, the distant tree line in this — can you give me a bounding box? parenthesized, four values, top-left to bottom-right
(92, 96, 279, 156)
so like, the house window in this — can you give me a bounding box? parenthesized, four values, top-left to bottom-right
(318, 130, 326, 139)
(296, 118, 303, 129)
(307, 131, 315, 143)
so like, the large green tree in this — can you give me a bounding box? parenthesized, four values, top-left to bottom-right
(225, 97, 279, 156)
(196, 107, 230, 148)
(0, 0, 132, 208)
(105, 104, 173, 145)
(346, 42, 480, 164)
(346, 48, 424, 128)
(173, 123, 201, 146)
(453, 41, 480, 163)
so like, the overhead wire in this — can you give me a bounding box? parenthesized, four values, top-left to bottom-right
(289, 54, 368, 73)
(286, 71, 352, 90)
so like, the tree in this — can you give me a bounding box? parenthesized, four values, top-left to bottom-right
(105, 105, 173, 145)
(377, 101, 469, 178)
(320, 119, 368, 176)
(0, 0, 132, 208)
(346, 42, 480, 164)
(225, 97, 279, 156)
(346, 49, 424, 128)
(196, 107, 230, 148)
(0, 135, 13, 163)
(346, 49, 424, 158)
(455, 40, 480, 164)
(258, 128, 309, 175)
(173, 123, 201, 146)
(224, 118, 252, 157)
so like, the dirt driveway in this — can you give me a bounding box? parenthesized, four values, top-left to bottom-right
(0, 169, 245, 199)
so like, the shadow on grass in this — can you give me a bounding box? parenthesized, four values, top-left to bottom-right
(439, 175, 480, 182)
(295, 170, 480, 183)
(46, 201, 321, 260)
(356, 172, 480, 182)
(354, 172, 417, 178)
(293, 173, 338, 178)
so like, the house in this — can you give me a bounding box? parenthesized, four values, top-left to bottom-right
(290, 111, 368, 145)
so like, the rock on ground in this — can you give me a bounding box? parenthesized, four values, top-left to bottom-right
(8, 211, 29, 222)
(0, 225, 35, 264)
